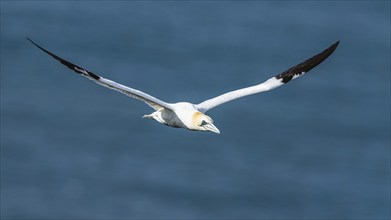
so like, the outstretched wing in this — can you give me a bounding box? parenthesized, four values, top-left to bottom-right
(27, 38, 173, 111)
(196, 41, 339, 113)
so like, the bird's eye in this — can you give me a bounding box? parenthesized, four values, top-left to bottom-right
(201, 120, 208, 126)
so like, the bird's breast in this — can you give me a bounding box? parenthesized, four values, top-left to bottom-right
(159, 109, 187, 128)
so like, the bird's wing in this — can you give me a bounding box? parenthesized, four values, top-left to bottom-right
(27, 38, 173, 111)
(196, 41, 339, 113)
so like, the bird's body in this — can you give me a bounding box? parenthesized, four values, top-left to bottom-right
(27, 38, 339, 134)
(143, 102, 220, 133)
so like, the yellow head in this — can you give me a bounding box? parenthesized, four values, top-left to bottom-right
(192, 112, 220, 134)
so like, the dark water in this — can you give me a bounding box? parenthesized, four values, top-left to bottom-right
(1, 1, 390, 219)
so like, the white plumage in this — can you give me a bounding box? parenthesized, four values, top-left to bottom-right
(27, 38, 339, 134)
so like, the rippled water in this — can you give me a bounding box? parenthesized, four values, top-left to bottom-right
(1, 1, 390, 219)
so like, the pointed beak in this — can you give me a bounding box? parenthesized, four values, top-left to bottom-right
(204, 123, 220, 134)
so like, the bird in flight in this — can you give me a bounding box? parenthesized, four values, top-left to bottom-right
(27, 38, 339, 134)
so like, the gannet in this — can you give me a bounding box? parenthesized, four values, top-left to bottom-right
(27, 38, 339, 134)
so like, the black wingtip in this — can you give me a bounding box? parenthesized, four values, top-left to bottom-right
(27, 37, 61, 59)
(26, 37, 41, 49)
(26, 37, 45, 51)
(328, 40, 340, 54)
(27, 37, 101, 81)
(275, 41, 340, 83)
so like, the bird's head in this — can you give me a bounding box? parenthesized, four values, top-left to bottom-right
(192, 112, 220, 134)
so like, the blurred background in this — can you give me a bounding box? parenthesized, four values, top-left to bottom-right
(1, 1, 390, 219)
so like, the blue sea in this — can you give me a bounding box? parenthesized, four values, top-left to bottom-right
(1, 1, 390, 219)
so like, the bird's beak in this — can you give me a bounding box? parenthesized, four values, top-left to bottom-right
(204, 123, 220, 134)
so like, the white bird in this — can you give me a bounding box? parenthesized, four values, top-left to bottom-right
(27, 38, 339, 134)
